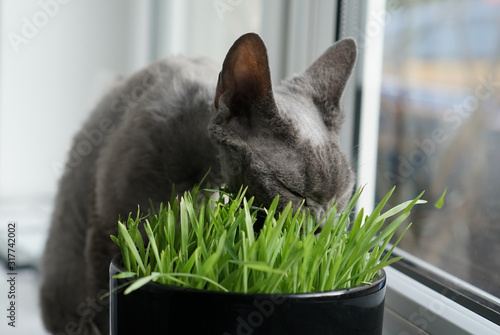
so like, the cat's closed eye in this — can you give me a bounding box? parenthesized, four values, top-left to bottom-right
(277, 179, 308, 205)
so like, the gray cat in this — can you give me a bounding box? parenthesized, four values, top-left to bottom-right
(40, 33, 357, 335)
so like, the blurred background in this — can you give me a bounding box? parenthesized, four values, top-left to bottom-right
(375, 0, 500, 299)
(1, 0, 500, 334)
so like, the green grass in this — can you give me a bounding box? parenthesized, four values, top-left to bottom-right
(111, 185, 426, 295)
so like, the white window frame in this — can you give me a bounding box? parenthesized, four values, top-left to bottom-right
(385, 251, 500, 334)
(339, 0, 500, 333)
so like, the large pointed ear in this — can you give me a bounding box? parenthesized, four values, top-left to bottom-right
(304, 38, 357, 107)
(214, 33, 274, 117)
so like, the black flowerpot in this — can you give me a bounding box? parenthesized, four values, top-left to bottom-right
(110, 255, 386, 335)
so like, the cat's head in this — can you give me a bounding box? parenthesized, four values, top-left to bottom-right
(209, 33, 356, 219)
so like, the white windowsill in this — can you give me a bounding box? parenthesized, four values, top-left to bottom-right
(384, 266, 500, 334)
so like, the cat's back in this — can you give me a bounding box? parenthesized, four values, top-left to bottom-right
(41, 56, 221, 335)
(86, 56, 219, 130)
(54, 56, 219, 230)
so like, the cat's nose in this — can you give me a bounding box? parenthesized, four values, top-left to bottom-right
(311, 206, 340, 233)
(314, 209, 326, 222)
(306, 207, 326, 231)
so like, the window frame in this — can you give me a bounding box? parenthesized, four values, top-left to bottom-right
(390, 249, 500, 325)
(337, 0, 500, 332)
(385, 258, 500, 334)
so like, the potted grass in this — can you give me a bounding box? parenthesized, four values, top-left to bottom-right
(109, 184, 425, 335)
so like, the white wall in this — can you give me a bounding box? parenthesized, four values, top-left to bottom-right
(0, 0, 151, 202)
(155, 0, 263, 66)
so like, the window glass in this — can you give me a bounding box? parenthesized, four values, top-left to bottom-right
(376, 0, 500, 298)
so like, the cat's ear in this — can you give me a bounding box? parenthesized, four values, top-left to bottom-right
(296, 38, 357, 131)
(214, 33, 274, 115)
(305, 38, 357, 105)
